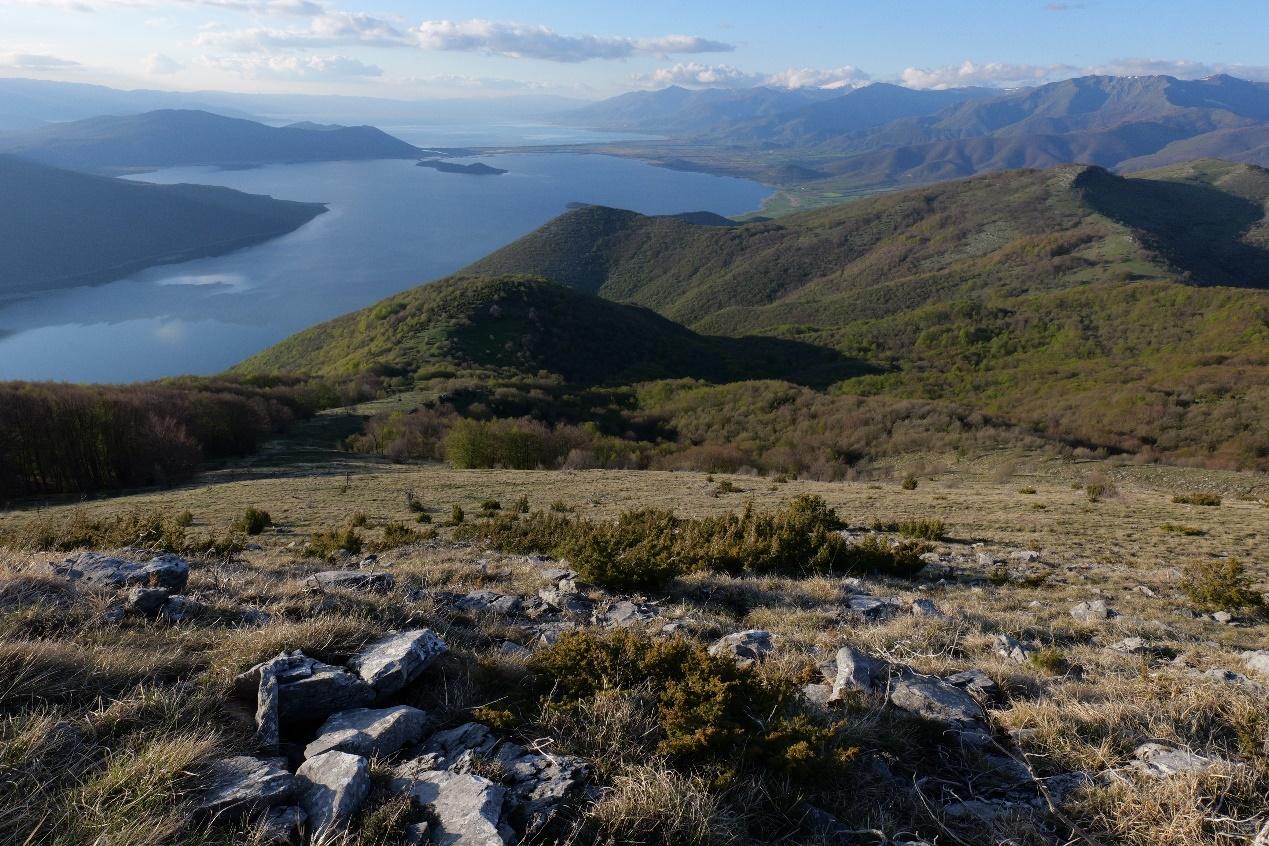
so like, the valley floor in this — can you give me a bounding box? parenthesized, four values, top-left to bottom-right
(1, 456, 1266, 845)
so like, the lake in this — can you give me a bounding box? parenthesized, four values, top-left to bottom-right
(0, 150, 769, 383)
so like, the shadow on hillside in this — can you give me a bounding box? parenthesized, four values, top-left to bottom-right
(711, 334, 880, 390)
(1079, 169, 1269, 288)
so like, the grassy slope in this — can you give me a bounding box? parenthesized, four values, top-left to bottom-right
(467, 163, 1269, 467)
(0, 155, 327, 297)
(233, 274, 858, 387)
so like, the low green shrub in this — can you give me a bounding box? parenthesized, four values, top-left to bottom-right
(1172, 492, 1222, 507)
(173, 510, 195, 527)
(1018, 487, 1037, 495)
(1160, 523, 1205, 536)
(450, 504, 465, 525)
(900, 474, 918, 490)
(348, 512, 370, 528)
(480, 499, 501, 512)
(1029, 647, 1067, 675)
(231, 507, 272, 535)
(376, 522, 422, 550)
(1180, 558, 1262, 610)
(514, 495, 530, 514)
(873, 518, 945, 540)
(306, 527, 363, 560)
(0, 507, 242, 557)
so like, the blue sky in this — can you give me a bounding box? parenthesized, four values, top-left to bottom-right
(2, 0, 1267, 98)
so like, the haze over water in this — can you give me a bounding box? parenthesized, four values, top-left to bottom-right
(0, 129, 768, 383)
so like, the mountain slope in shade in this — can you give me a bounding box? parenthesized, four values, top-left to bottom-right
(0, 155, 326, 297)
(0, 109, 420, 173)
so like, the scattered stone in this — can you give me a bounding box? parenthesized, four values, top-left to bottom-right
(1198, 668, 1256, 688)
(945, 669, 999, 701)
(1012, 550, 1041, 562)
(535, 621, 577, 647)
(845, 594, 900, 620)
(993, 634, 1033, 664)
(127, 586, 170, 615)
(1241, 650, 1269, 677)
(797, 803, 857, 840)
(54, 551, 189, 592)
(256, 805, 306, 845)
(500, 640, 532, 657)
(157, 594, 192, 623)
(1131, 742, 1225, 778)
(829, 645, 888, 698)
(1109, 637, 1152, 655)
(911, 598, 946, 618)
(1135, 585, 1157, 598)
(538, 566, 575, 584)
(296, 751, 371, 842)
(915, 561, 953, 581)
(708, 630, 775, 669)
(1211, 611, 1233, 624)
(538, 588, 593, 619)
(488, 595, 524, 615)
(102, 604, 126, 624)
(943, 799, 1030, 823)
(305, 705, 429, 760)
(397, 770, 508, 846)
(349, 629, 447, 695)
(802, 683, 832, 706)
(454, 591, 503, 611)
(236, 651, 376, 727)
(1070, 599, 1113, 621)
(305, 571, 395, 592)
(596, 599, 659, 628)
(196, 756, 296, 823)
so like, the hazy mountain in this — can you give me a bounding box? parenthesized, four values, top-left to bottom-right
(0, 109, 420, 173)
(0, 155, 325, 297)
(564, 85, 843, 134)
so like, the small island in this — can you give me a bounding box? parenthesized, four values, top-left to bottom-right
(416, 159, 508, 176)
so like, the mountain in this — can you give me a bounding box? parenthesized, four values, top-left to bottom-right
(0, 155, 326, 297)
(0, 109, 420, 173)
(233, 274, 855, 387)
(465, 161, 1269, 467)
(0, 77, 256, 130)
(565, 85, 843, 135)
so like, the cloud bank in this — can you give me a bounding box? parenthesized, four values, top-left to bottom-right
(413, 20, 734, 62)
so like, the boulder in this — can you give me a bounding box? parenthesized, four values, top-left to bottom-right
(196, 756, 296, 823)
(397, 770, 509, 846)
(295, 751, 370, 842)
(597, 599, 660, 628)
(910, 598, 946, 619)
(488, 595, 524, 615)
(828, 645, 888, 699)
(945, 669, 999, 701)
(1070, 600, 1113, 621)
(127, 586, 170, 615)
(1109, 637, 1152, 655)
(236, 651, 375, 727)
(708, 630, 775, 669)
(157, 594, 193, 623)
(305, 570, 395, 592)
(1211, 610, 1234, 624)
(486, 739, 590, 836)
(538, 588, 593, 619)
(889, 671, 986, 733)
(54, 551, 188, 592)
(349, 629, 447, 695)
(305, 705, 429, 760)
(845, 594, 901, 620)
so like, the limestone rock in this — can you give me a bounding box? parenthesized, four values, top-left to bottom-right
(828, 645, 887, 698)
(911, 598, 946, 618)
(196, 756, 296, 823)
(349, 629, 447, 694)
(1070, 599, 1113, 621)
(54, 551, 188, 592)
(236, 651, 375, 727)
(305, 570, 395, 592)
(597, 599, 660, 628)
(398, 770, 508, 846)
(127, 586, 170, 615)
(708, 630, 775, 669)
(1241, 649, 1269, 677)
(1131, 743, 1226, 778)
(993, 634, 1032, 664)
(890, 671, 986, 733)
(296, 751, 370, 842)
(305, 705, 428, 760)
(945, 669, 999, 701)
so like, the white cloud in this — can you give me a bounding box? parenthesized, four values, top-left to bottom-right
(195, 10, 409, 51)
(144, 52, 182, 74)
(414, 19, 734, 63)
(900, 58, 1269, 89)
(201, 52, 381, 80)
(633, 62, 871, 90)
(0, 0, 323, 12)
(0, 51, 80, 69)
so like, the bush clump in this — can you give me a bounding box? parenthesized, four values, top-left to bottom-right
(458, 496, 927, 591)
(874, 518, 945, 540)
(306, 527, 363, 560)
(0, 507, 243, 557)
(531, 630, 858, 777)
(1180, 558, 1263, 610)
(900, 474, 918, 490)
(1172, 492, 1222, 507)
(231, 507, 272, 535)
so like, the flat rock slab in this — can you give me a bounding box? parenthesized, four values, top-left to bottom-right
(1131, 742, 1227, 778)
(237, 651, 376, 726)
(53, 552, 189, 592)
(402, 770, 509, 846)
(708, 630, 775, 668)
(349, 629, 447, 694)
(296, 750, 370, 842)
(305, 571, 395, 592)
(196, 756, 296, 823)
(305, 705, 428, 760)
(890, 671, 985, 729)
(828, 645, 888, 699)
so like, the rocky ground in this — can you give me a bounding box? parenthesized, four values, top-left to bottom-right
(0, 462, 1265, 846)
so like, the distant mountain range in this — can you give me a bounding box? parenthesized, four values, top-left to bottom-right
(0, 155, 325, 297)
(238, 159, 1269, 468)
(0, 109, 421, 173)
(566, 75, 1269, 198)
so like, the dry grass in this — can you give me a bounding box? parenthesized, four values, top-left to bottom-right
(0, 455, 1265, 845)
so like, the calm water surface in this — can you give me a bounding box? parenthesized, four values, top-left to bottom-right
(0, 151, 768, 382)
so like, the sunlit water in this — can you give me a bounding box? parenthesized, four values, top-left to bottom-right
(0, 148, 768, 383)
